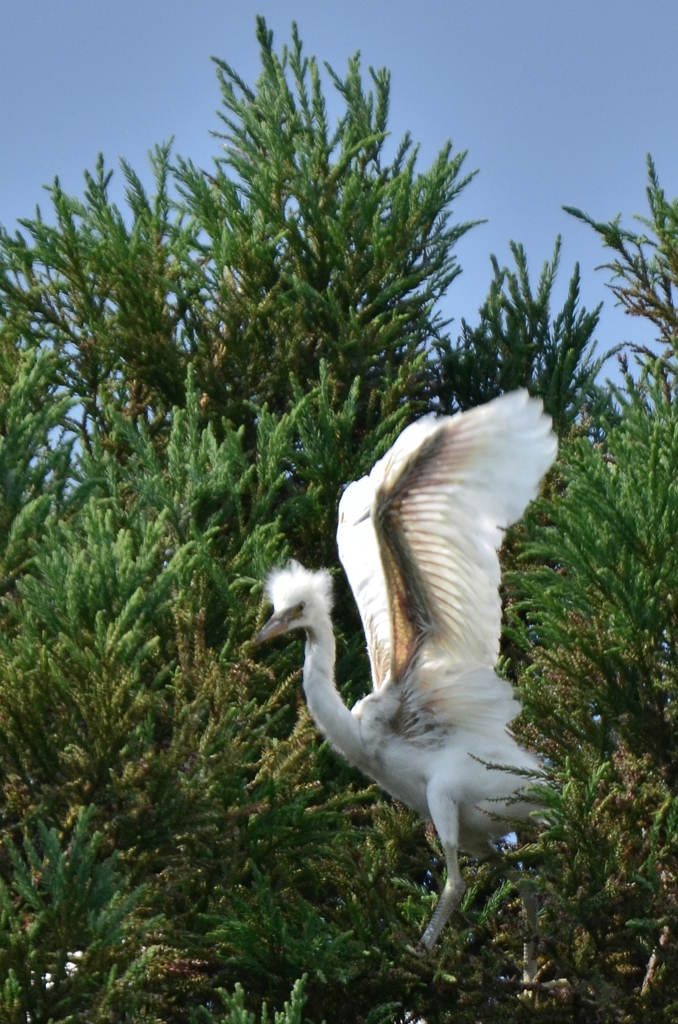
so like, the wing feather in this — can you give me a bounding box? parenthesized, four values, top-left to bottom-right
(337, 390, 557, 696)
(374, 390, 556, 680)
(337, 474, 392, 689)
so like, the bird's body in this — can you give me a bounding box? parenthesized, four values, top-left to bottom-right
(349, 666, 540, 855)
(257, 390, 556, 952)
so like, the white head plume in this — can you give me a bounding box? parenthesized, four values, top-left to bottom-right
(265, 559, 333, 614)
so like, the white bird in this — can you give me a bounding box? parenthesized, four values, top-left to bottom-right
(256, 390, 557, 954)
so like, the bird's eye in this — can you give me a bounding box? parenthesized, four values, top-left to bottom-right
(296, 601, 305, 615)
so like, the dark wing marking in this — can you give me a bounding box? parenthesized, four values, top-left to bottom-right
(374, 430, 446, 683)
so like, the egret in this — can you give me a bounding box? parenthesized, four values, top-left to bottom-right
(256, 390, 556, 955)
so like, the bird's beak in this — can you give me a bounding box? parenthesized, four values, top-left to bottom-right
(255, 608, 297, 644)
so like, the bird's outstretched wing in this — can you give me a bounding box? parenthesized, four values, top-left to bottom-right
(337, 391, 556, 692)
(375, 390, 556, 683)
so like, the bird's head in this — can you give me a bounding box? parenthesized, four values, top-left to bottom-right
(255, 560, 333, 644)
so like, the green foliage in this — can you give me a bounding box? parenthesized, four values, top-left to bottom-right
(0, 806, 155, 1024)
(178, 16, 476, 431)
(566, 155, 678, 365)
(0, 142, 189, 442)
(192, 976, 315, 1024)
(509, 378, 678, 1018)
(0, 347, 74, 597)
(438, 238, 612, 436)
(0, 17, 477, 454)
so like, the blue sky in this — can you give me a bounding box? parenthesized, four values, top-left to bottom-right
(2, 1, 676, 375)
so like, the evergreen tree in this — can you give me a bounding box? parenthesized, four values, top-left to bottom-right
(565, 154, 678, 366)
(437, 237, 613, 436)
(0, 807, 155, 1024)
(0, 17, 476, 453)
(504, 159, 678, 1022)
(0, 18, 622, 1024)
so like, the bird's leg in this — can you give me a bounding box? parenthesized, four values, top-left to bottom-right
(407, 786, 466, 955)
(482, 846, 541, 988)
(517, 877, 539, 986)
(417, 841, 466, 953)
(407, 842, 465, 956)
(501, 862, 539, 988)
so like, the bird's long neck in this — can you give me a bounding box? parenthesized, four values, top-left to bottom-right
(302, 612, 365, 767)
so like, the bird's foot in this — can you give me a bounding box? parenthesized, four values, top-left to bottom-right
(405, 941, 429, 958)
